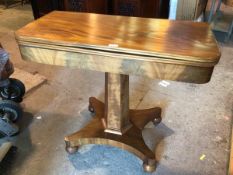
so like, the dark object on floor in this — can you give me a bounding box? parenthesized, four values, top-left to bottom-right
(0, 48, 25, 103)
(0, 100, 22, 137)
(0, 47, 24, 137)
(0, 78, 25, 103)
(0, 142, 17, 175)
(0, 47, 25, 103)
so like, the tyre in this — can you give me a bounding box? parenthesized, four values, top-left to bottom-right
(0, 78, 25, 102)
(0, 100, 23, 122)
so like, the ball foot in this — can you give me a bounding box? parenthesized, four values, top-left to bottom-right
(66, 145, 79, 154)
(143, 159, 156, 173)
(152, 117, 162, 126)
(65, 141, 79, 154)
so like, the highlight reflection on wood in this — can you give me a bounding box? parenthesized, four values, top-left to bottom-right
(16, 11, 221, 84)
(16, 11, 220, 63)
(15, 11, 221, 173)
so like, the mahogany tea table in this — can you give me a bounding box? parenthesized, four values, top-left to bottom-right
(15, 11, 221, 172)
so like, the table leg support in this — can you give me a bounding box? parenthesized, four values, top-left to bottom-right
(64, 73, 162, 173)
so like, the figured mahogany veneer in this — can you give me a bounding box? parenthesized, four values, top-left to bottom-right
(15, 11, 221, 173)
(16, 11, 221, 83)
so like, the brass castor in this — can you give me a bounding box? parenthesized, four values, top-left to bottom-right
(65, 142, 79, 154)
(152, 116, 162, 126)
(143, 159, 156, 173)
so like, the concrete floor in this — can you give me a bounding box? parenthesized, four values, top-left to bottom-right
(0, 4, 233, 175)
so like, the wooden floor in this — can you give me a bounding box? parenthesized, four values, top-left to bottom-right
(11, 67, 47, 95)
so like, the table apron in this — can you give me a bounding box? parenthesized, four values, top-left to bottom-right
(18, 45, 214, 84)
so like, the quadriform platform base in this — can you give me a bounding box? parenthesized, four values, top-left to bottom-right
(65, 73, 162, 172)
(15, 11, 220, 173)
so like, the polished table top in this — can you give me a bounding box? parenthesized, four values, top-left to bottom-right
(15, 11, 221, 83)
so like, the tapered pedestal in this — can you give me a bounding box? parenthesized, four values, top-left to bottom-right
(65, 73, 162, 173)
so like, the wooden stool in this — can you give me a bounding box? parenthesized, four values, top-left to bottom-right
(15, 11, 221, 172)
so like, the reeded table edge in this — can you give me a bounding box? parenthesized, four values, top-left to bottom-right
(15, 32, 221, 67)
(15, 36, 221, 67)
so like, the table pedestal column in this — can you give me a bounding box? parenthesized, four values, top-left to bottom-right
(64, 73, 162, 173)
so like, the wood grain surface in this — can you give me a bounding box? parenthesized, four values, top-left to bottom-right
(104, 73, 130, 135)
(15, 11, 221, 83)
(17, 44, 214, 83)
(16, 11, 220, 63)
